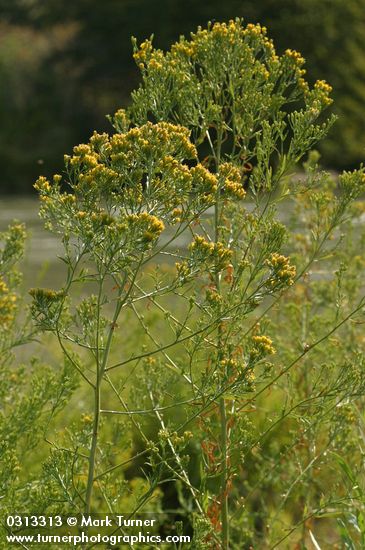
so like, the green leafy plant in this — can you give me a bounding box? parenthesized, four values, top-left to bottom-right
(15, 18, 365, 549)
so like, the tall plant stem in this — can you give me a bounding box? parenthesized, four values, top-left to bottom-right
(219, 396, 229, 548)
(85, 377, 101, 514)
(84, 295, 123, 515)
(214, 127, 229, 549)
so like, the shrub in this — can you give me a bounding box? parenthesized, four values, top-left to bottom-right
(4, 18, 364, 549)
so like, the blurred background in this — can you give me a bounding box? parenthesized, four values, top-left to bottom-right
(0, 0, 364, 194)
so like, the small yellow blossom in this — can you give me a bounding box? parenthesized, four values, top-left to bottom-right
(190, 236, 232, 269)
(149, 58, 163, 71)
(34, 176, 51, 193)
(191, 164, 218, 194)
(266, 253, 296, 287)
(251, 335, 276, 357)
(220, 163, 246, 200)
(133, 39, 153, 63)
(315, 79, 332, 94)
(285, 48, 305, 66)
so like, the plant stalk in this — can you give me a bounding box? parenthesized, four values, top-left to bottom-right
(84, 291, 123, 515)
(219, 396, 229, 548)
(85, 381, 101, 514)
(214, 128, 230, 548)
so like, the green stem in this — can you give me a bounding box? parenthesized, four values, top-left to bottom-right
(214, 126, 229, 548)
(85, 381, 100, 514)
(84, 290, 123, 515)
(219, 397, 229, 548)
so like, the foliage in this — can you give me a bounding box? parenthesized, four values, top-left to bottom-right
(1, 15, 365, 549)
(5, 19, 361, 549)
(0, 223, 78, 531)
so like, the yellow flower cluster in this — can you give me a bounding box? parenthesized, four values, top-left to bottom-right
(219, 163, 246, 200)
(284, 49, 305, 66)
(0, 278, 16, 327)
(59, 194, 76, 205)
(220, 357, 240, 372)
(191, 164, 218, 194)
(158, 155, 192, 183)
(251, 335, 276, 357)
(171, 41, 197, 58)
(298, 77, 310, 94)
(64, 133, 117, 179)
(175, 260, 190, 281)
(87, 164, 119, 181)
(127, 212, 165, 242)
(266, 253, 296, 287)
(89, 131, 112, 156)
(312, 79, 333, 107)
(190, 235, 213, 252)
(73, 143, 93, 156)
(35, 175, 78, 209)
(134, 41, 168, 73)
(80, 155, 98, 169)
(158, 428, 193, 446)
(35, 120, 222, 252)
(211, 20, 239, 37)
(111, 122, 197, 160)
(176, 236, 233, 281)
(6, 223, 27, 246)
(132, 18, 317, 149)
(170, 431, 193, 446)
(50, 122, 200, 215)
(190, 236, 232, 268)
(171, 208, 183, 223)
(244, 23, 267, 37)
(189, 19, 270, 56)
(148, 57, 163, 71)
(90, 212, 115, 226)
(133, 39, 153, 63)
(34, 176, 51, 193)
(29, 288, 65, 301)
(315, 80, 332, 94)
(112, 108, 130, 132)
(66, 143, 101, 169)
(263, 38, 279, 63)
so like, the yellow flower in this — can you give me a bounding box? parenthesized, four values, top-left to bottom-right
(314, 79, 332, 93)
(149, 58, 163, 71)
(252, 335, 276, 356)
(191, 164, 218, 194)
(34, 176, 51, 193)
(266, 253, 296, 286)
(285, 48, 305, 66)
(220, 163, 246, 200)
(133, 39, 153, 62)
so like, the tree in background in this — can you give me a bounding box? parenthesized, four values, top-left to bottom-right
(0, 0, 364, 192)
(0, 20, 88, 193)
